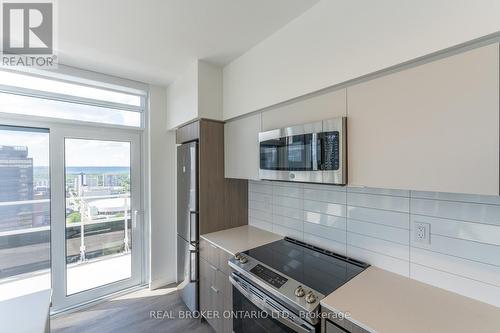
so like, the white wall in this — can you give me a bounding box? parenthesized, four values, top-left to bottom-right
(249, 181, 500, 307)
(198, 61, 223, 121)
(223, 0, 500, 119)
(166, 60, 223, 129)
(166, 62, 198, 129)
(149, 85, 177, 289)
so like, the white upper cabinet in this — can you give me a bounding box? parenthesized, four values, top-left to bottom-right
(225, 113, 261, 180)
(348, 44, 500, 195)
(166, 60, 223, 130)
(261, 88, 346, 131)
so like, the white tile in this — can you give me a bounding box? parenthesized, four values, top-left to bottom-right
(303, 200, 346, 217)
(303, 183, 346, 192)
(347, 218, 409, 245)
(273, 195, 303, 209)
(249, 218, 273, 232)
(273, 184, 303, 198)
(347, 245, 409, 277)
(411, 198, 500, 226)
(273, 205, 303, 220)
(249, 208, 272, 223)
(304, 212, 346, 230)
(410, 215, 500, 246)
(303, 222, 346, 243)
(249, 199, 272, 213)
(248, 191, 272, 203)
(347, 206, 409, 229)
(411, 247, 500, 287)
(347, 186, 410, 197)
(411, 190, 500, 206)
(303, 233, 346, 255)
(273, 214, 303, 232)
(249, 181, 273, 195)
(347, 192, 409, 212)
(410, 263, 500, 308)
(347, 232, 409, 261)
(411, 234, 500, 267)
(303, 188, 346, 204)
(273, 224, 303, 241)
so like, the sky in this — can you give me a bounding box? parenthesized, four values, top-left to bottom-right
(0, 128, 49, 166)
(0, 129, 130, 167)
(65, 138, 130, 167)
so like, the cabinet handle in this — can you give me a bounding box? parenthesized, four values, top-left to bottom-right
(210, 286, 219, 294)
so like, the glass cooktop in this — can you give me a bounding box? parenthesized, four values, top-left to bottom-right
(243, 237, 369, 295)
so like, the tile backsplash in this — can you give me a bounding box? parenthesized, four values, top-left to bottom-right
(248, 180, 500, 307)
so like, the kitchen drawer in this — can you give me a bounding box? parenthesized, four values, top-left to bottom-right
(200, 238, 219, 266)
(214, 270, 227, 297)
(200, 257, 217, 285)
(325, 320, 350, 333)
(218, 249, 233, 275)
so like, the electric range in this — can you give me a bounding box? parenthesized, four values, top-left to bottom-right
(228, 237, 369, 333)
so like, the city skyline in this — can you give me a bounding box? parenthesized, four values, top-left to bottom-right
(0, 130, 130, 167)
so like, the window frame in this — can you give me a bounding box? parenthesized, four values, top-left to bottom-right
(0, 65, 148, 129)
(0, 65, 150, 313)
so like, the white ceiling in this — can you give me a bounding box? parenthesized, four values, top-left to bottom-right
(57, 0, 319, 86)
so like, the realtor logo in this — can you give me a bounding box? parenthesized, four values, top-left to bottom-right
(3, 2, 52, 54)
(1, 1, 56, 67)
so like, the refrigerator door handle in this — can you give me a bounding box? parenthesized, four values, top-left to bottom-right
(189, 249, 198, 283)
(189, 211, 199, 245)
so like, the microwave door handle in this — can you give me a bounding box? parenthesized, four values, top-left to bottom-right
(312, 133, 318, 171)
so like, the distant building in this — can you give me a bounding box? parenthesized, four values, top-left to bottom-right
(103, 174, 120, 187)
(0, 145, 34, 230)
(86, 197, 130, 219)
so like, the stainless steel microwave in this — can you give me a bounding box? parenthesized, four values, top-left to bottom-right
(259, 117, 347, 185)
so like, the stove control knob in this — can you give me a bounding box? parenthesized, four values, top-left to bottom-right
(294, 286, 305, 297)
(305, 291, 317, 304)
(234, 253, 241, 260)
(239, 256, 248, 264)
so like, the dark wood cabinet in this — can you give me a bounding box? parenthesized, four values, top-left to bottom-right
(177, 119, 248, 235)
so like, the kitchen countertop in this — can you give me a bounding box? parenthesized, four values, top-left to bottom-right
(200, 225, 282, 255)
(321, 266, 500, 333)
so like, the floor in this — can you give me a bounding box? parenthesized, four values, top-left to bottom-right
(50, 285, 214, 333)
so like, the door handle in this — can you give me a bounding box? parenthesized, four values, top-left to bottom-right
(189, 211, 198, 245)
(188, 249, 198, 283)
(133, 210, 141, 228)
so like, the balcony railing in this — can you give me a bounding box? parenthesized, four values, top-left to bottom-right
(0, 194, 131, 279)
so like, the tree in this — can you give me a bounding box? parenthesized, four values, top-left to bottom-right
(67, 212, 81, 223)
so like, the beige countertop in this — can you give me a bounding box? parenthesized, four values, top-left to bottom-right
(321, 266, 500, 333)
(200, 225, 282, 255)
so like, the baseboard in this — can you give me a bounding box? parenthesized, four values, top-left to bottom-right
(149, 278, 176, 290)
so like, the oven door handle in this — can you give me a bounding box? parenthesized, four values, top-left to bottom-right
(229, 274, 316, 333)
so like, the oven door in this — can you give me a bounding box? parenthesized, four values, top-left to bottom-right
(230, 273, 317, 333)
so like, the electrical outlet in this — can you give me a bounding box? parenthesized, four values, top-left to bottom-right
(414, 222, 431, 244)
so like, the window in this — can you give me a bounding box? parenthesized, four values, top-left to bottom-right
(0, 69, 145, 127)
(0, 67, 146, 311)
(0, 126, 50, 301)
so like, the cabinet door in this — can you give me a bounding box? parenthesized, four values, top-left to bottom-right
(261, 88, 346, 131)
(224, 113, 261, 180)
(348, 43, 499, 195)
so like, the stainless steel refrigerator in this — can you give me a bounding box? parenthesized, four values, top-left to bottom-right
(176, 141, 199, 312)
